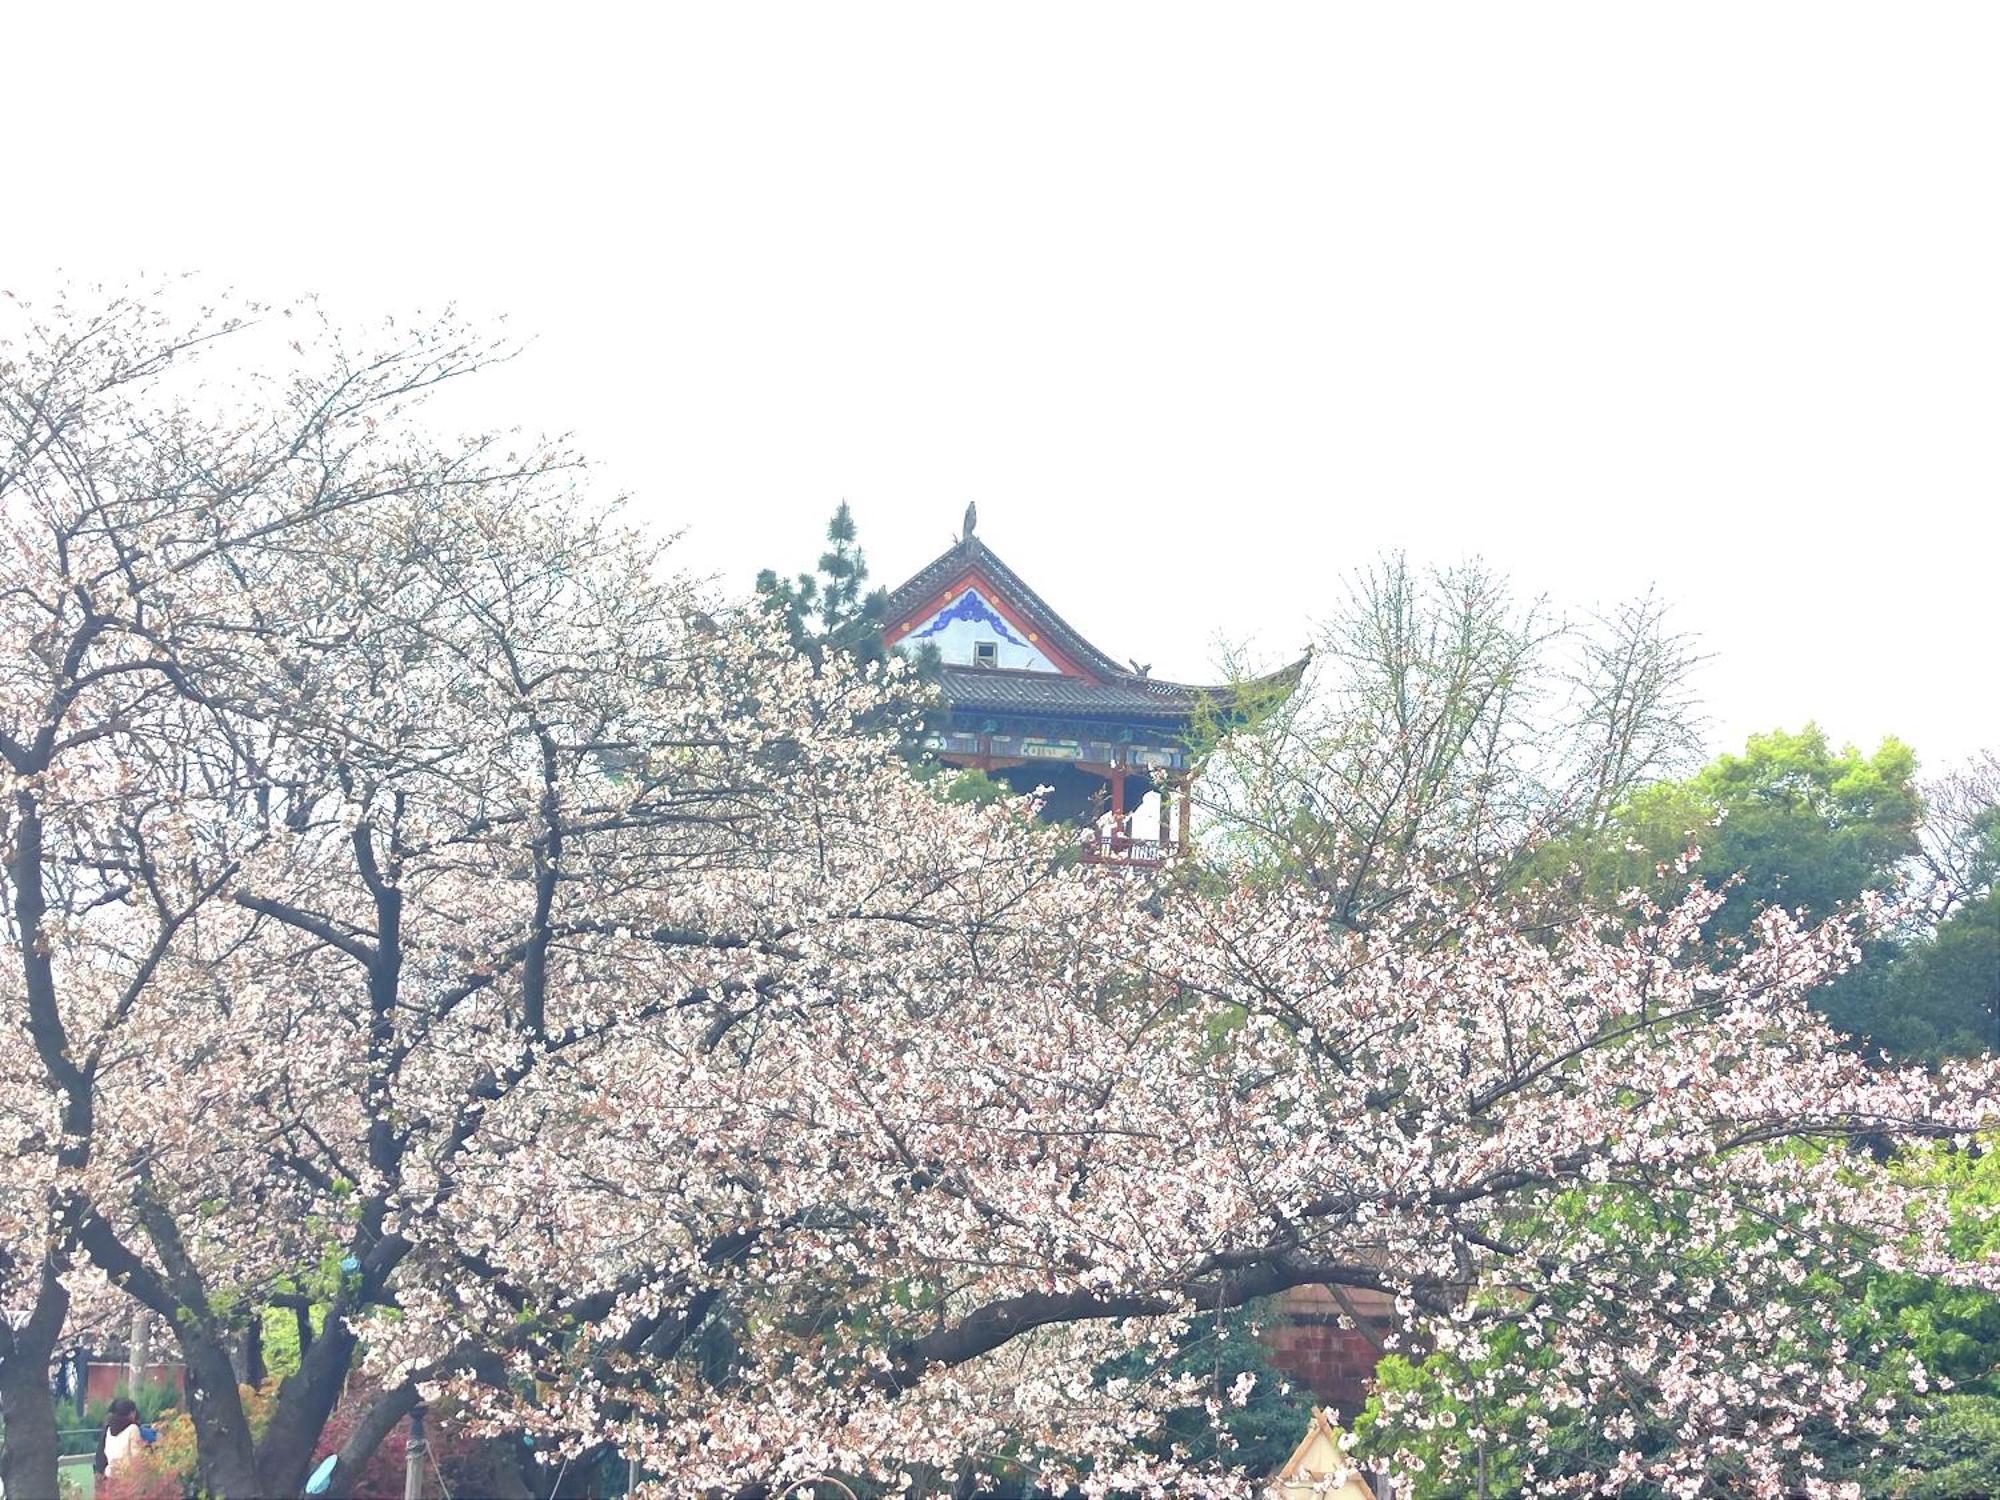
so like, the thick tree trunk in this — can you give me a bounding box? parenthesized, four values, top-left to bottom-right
(0, 1328, 63, 1500)
(254, 1315, 361, 1498)
(318, 1378, 419, 1500)
(232, 1314, 264, 1387)
(5, 791, 87, 1500)
(180, 1326, 263, 1499)
(78, 1207, 271, 1499)
(459, 1435, 535, 1500)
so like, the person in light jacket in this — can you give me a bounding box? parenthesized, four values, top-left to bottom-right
(94, 1397, 143, 1477)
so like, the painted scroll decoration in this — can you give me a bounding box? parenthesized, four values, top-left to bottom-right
(902, 587, 1062, 673)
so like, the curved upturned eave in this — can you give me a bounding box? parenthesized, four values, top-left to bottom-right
(930, 652, 1309, 728)
(884, 532, 1311, 717)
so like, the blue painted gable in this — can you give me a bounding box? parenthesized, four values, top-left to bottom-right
(909, 589, 1027, 646)
(899, 586, 1063, 673)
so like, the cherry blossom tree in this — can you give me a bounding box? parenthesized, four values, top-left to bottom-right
(5, 286, 1997, 1500)
(0, 290, 1130, 1496)
(349, 815, 2000, 1495)
(0, 282, 537, 1498)
(1155, 874, 1999, 1498)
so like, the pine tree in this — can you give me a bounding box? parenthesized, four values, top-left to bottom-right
(755, 501, 889, 666)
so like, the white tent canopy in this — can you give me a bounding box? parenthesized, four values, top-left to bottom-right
(1269, 1409, 1379, 1500)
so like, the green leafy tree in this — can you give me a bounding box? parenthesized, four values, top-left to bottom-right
(1549, 729, 1999, 1061)
(1855, 895, 2000, 1060)
(1557, 725, 1945, 1053)
(1875, 1398, 2000, 1499)
(755, 501, 892, 666)
(1598, 725, 1921, 938)
(1866, 753, 2000, 1058)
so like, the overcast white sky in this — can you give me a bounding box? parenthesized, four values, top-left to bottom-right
(11, 3, 1996, 768)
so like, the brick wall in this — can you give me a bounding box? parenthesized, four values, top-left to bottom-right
(1262, 1285, 1393, 1421)
(84, 1361, 185, 1405)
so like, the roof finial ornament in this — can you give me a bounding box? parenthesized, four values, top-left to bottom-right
(962, 500, 977, 542)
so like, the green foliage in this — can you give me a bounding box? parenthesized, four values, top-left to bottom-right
(52, 1392, 99, 1438)
(1870, 1267, 2000, 1396)
(1842, 893, 1999, 1060)
(912, 762, 1012, 808)
(260, 1298, 326, 1383)
(53, 1374, 183, 1439)
(1360, 1145, 2000, 1495)
(1865, 1395, 2000, 1498)
(1095, 1300, 1318, 1481)
(1551, 725, 1973, 1055)
(1865, 1145, 2000, 1394)
(262, 1306, 303, 1384)
(1360, 1350, 1520, 1498)
(1596, 725, 1920, 935)
(755, 501, 891, 667)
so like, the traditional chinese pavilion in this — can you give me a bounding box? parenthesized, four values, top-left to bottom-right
(881, 509, 1304, 865)
(884, 515, 1387, 1416)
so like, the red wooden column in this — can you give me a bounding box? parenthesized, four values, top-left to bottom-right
(1175, 772, 1193, 854)
(1110, 767, 1127, 851)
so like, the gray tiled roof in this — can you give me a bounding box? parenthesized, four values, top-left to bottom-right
(884, 533, 1308, 712)
(934, 667, 1219, 720)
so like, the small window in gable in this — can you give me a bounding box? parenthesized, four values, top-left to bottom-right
(974, 640, 998, 668)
